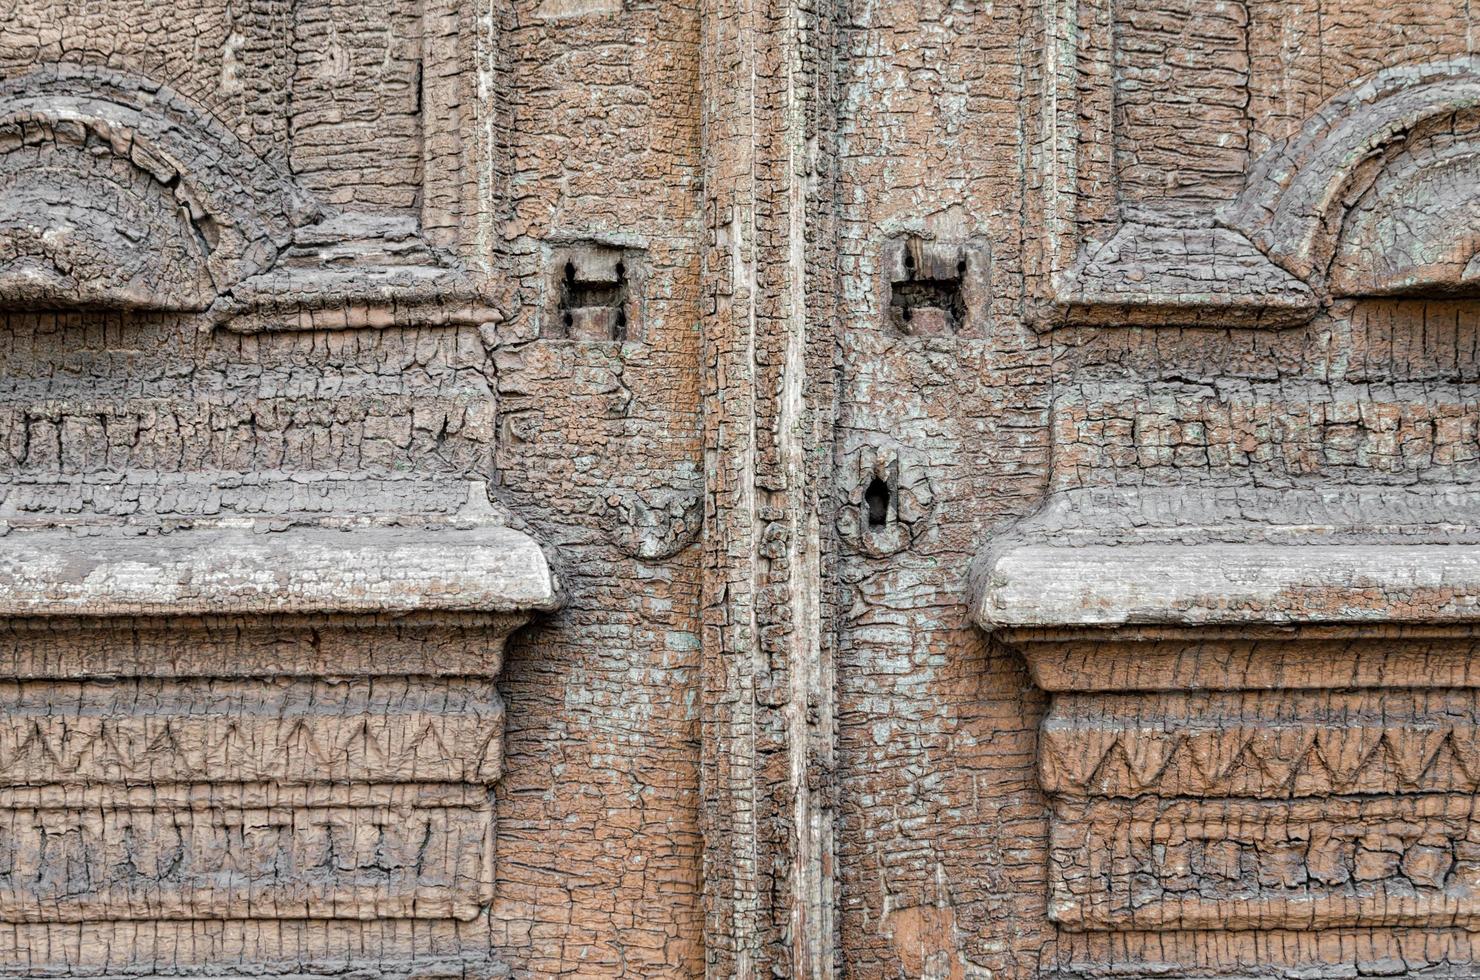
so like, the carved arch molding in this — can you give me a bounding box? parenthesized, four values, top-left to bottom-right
(1037, 54, 1480, 328)
(0, 61, 496, 330)
(1226, 57, 1480, 301)
(0, 64, 309, 311)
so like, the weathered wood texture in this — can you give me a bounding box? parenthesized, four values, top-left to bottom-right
(698, 0, 839, 971)
(2, 0, 1480, 977)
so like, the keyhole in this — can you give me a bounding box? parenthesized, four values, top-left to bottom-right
(865, 477, 891, 527)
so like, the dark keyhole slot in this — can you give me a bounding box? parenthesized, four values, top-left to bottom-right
(865, 477, 891, 527)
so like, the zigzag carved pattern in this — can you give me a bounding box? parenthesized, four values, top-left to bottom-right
(1040, 723, 1480, 798)
(0, 713, 502, 785)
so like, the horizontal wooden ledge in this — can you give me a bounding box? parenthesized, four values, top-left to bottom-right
(0, 522, 559, 618)
(974, 540, 1480, 630)
(972, 488, 1480, 632)
(211, 265, 502, 333)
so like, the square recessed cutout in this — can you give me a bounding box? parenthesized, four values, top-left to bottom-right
(883, 236, 987, 336)
(544, 243, 645, 341)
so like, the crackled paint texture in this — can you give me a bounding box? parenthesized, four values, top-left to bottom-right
(1, 0, 1479, 978)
